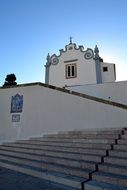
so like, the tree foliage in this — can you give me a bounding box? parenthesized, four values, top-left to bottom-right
(3, 74, 17, 86)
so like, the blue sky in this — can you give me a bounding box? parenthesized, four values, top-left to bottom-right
(0, 0, 127, 85)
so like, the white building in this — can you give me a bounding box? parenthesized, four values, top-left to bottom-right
(0, 39, 126, 143)
(45, 39, 116, 88)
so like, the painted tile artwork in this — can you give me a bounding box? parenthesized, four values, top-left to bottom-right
(12, 114, 20, 122)
(10, 94, 23, 113)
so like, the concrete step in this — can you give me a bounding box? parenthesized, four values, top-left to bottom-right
(98, 163, 127, 176)
(104, 156, 127, 167)
(43, 133, 120, 139)
(0, 159, 92, 179)
(1, 128, 127, 189)
(92, 171, 127, 187)
(0, 155, 93, 179)
(0, 160, 85, 189)
(121, 134, 127, 139)
(123, 130, 127, 135)
(109, 150, 127, 158)
(84, 180, 127, 190)
(113, 144, 127, 151)
(27, 138, 116, 144)
(0, 148, 103, 162)
(0, 152, 97, 171)
(4, 141, 112, 150)
(117, 139, 127, 144)
(60, 128, 124, 135)
(1, 144, 107, 156)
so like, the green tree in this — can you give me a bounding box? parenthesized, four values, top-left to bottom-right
(3, 74, 17, 86)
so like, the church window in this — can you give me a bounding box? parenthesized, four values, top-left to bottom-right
(103, 67, 108, 72)
(65, 64, 77, 79)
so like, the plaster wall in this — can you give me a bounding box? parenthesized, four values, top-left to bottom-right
(0, 83, 127, 143)
(49, 47, 97, 87)
(101, 62, 115, 83)
(67, 81, 127, 105)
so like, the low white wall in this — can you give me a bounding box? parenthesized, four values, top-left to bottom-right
(0, 83, 127, 143)
(67, 81, 127, 105)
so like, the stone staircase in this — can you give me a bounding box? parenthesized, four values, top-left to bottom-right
(0, 128, 126, 190)
(84, 128, 127, 190)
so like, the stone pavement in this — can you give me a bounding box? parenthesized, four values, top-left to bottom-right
(0, 167, 76, 190)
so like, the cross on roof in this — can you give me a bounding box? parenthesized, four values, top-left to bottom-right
(69, 36, 73, 44)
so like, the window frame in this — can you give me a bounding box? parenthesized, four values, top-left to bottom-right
(65, 64, 77, 79)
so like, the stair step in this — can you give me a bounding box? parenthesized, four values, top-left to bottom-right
(98, 163, 127, 175)
(3, 141, 111, 150)
(123, 130, 127, 135)
(43, 134, 120, 139)
(0, 160, 85, 189)
(26, 138, 116, 144)
(1, 128, 127, 189)
(109, 150, 127, 158)
(0, 159, 92, 179)
(121, 134, 127, 139)
(60, 129, 124, 135)
(104, 156, 127, 167)
(118, 139, 127, 144)
(0, 148, 103, 162)
(84, 180, 127, 190)
(1, 145, 107, 156)
(0, 157, 92, 178)
(0, 153, 97, 170)
(113, 144, 127, 151)
(92, 171, 127, 187)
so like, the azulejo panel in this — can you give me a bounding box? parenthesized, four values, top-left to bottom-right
(10, 94, 23, 113)
(12, 114, 20, 122)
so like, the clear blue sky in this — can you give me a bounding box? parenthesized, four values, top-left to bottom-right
(0, 0, 127, 85)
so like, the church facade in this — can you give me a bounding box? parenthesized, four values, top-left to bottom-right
(0, 39, 126, 143)
(45, 39, 116, 87)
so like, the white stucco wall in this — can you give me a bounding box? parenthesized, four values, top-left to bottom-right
(0, 83, 127, 143)
(101, 62, 115, 83)
(48, 44, 97, 87)
(67, 81, 127, 105)
(47, 43, 116, 88)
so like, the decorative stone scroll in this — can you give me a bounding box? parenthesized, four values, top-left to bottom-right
(84, 49, 94, 59)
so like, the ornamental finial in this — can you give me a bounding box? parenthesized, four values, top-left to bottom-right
(46, 53, 51, 66)
(47, 53, 50, 61)
(94, 45, 99, 53)
(94, 45, 100, 59)
(69, 36, 73, 44)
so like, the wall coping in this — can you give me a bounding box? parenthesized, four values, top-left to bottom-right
(1, 82, 127, 110)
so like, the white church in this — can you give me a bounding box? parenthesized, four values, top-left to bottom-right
(45, 38, 127, 104)
(0, 39, 127, 142)
(0, 39, 127, 190)
(45, 38, 116, 87)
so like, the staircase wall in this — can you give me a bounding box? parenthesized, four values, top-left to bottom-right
(67, 80, 127, 105)
(0, 83, 127, 142)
